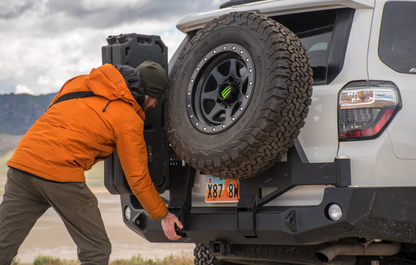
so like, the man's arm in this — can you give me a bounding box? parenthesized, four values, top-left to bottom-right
(114, 112, 182, 240)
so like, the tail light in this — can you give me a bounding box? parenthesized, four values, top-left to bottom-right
(338, 81, 401, 140)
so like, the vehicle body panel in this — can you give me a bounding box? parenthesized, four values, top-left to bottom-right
(367, 0, 416, 160)
(176, 0, 375, 33)
(338, 133, 416, 186)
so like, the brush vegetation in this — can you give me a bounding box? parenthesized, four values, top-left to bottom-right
(20, 253, 194, 265)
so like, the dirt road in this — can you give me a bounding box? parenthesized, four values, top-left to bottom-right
(5, 189, 194, 263)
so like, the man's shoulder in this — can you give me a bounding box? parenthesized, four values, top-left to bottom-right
(106, 101, 144, 128)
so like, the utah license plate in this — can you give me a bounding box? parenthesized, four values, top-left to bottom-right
(205, 175, 240, 202)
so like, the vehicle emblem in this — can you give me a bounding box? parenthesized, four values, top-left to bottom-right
(221, 85, 231, 99)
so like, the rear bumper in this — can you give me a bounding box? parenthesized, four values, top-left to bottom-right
(121, 186, 416, 244)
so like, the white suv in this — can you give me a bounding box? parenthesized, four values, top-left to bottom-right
(103, 0, 416, 264)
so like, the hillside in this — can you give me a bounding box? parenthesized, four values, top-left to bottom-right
(0, 93, 56, 135)
(0, 93, 108, 192)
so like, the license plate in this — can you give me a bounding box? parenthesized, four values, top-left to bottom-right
(205, 175, 240, 202)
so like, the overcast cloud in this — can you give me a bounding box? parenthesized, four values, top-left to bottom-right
(0, 0, 222, 95)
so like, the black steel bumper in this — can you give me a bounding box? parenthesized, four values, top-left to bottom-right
(120, 186, 416, 245)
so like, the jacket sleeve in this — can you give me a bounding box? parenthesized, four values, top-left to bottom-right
(114, 110, 168, 220)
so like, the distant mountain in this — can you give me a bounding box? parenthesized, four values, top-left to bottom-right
(0, 93, 57, 135)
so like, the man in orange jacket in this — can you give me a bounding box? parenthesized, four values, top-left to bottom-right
(0, 62, 182, 264)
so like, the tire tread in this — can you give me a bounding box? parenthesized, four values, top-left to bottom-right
(166, 12, 313, 179)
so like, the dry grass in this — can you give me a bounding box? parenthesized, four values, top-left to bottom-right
(24, 253, 194, 265)
(111, 253, 193, 265)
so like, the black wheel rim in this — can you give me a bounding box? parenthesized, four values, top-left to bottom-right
(187, 43, 255, 134)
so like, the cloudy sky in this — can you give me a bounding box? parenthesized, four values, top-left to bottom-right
(0, 0, 222, 95)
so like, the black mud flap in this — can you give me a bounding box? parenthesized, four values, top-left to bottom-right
(102, 33, 170, 194)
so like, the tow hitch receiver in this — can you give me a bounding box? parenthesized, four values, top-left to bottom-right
(211, 241, 231, 256)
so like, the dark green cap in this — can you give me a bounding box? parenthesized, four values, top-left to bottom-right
(136, 61, 168, 100)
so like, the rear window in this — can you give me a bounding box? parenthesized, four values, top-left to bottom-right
(379, 1, 416, 74)
(272, 9, 354, 85)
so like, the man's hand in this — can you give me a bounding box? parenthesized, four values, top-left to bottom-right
(161, 212, 183, 241)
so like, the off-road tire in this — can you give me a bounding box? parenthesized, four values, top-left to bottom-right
(194, 243, 225, 265)
(166, 12, 313, 179)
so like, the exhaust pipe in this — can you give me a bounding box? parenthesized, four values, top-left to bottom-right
(316, 242, 401, 262)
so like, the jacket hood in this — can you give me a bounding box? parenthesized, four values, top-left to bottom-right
(86, 64, 145, 119)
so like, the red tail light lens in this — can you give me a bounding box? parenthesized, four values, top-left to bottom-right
(338, 81, 401, 140)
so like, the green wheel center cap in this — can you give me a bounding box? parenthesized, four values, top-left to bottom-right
(221, 85, 232, 99)
(219, 82, 238, 104)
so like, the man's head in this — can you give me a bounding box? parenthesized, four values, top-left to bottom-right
(136, 61, 168, 101)
(136, 61, 168, 112)
(115, 61, 167, 112)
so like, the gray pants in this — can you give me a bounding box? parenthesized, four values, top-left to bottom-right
(0, 168, 111, 265)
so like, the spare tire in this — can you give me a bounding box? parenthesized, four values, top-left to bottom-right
(165, 12, 313, 179)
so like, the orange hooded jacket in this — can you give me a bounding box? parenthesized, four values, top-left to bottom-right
(7, 64, 168, 220)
